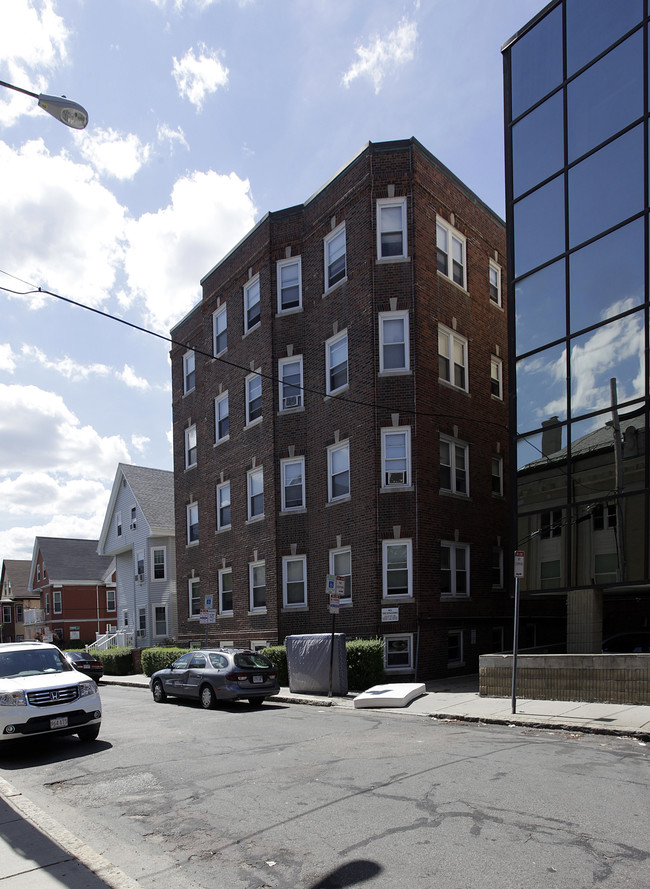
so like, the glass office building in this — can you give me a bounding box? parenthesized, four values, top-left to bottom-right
(503, 0, 650, 650)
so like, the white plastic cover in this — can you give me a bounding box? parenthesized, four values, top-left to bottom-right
(286, 633, 348, 695)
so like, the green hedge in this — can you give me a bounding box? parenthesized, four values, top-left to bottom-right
(94, 647, 134, 675)
(346, 638, 385, 690)
(141, 647, 189, 677)
(260, 646, 289, 685)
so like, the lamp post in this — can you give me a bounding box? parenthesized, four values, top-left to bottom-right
(0, 79, 88, 129)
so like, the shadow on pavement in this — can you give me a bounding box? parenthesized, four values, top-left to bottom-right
(307, 859, 383, 888)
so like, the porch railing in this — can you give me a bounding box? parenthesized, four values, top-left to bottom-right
(87, 629, 135, 651)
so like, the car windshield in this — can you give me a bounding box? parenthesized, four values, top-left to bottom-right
(0, 648, 73, 679)
(234, 652, 272, 669)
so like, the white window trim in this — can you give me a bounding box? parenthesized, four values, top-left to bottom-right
(188, 578, 201, 618)
(489, 260, 502, 306)
(151, 546, 167, 582)
(384, 633, 414, 672)
(438, 325, 469, 392)
(376, 197, 408, 260)
(327, 440, 350, 502)
(325, 329, 349, 395)
(212, 303, 227, 356)
(441, 541, 470, 599)
(281, 456, 306, 512)
(436, 217, 467, 290)
(185, 424, 197, 469)
(183, 350, 195, 394)
(244, 274, 261, 334)
(214, 391, 229, 444)
(492, 455, 504, 497)
(216, 480, 231, 531)
(324, 222, 347, 292)
(219, 567, 233, 615)
(490, 356, 503, 400)
(53, 589, 62, 614)
(439, 434, 470, 496)
(278, 355, 304, 412)
(116, 511, 122, 538)
(153, 604, 168, 638)
(247, 467, 264, 521)
(381, 426, 411, 489)
(329, 546, 352, 603)
(282, 554, 307, 609)
(106, 588, 117, 611)
(382, 539, 413, 599)
(277, 256, 302, 313)
(249, 560, 267, 612)
(187, 502, 199, 545)
(245, 370, 263, 426)
(379, 310, 410, 374)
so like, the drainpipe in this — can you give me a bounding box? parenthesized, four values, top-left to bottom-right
(96, 585, 100, 635)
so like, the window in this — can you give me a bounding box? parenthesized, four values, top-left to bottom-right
(384, 634, 413, 671)
(247, 467, 264, 520)
(326, 330, 348, 395)
(185, 424, 197, 468)
(244, 275, 261, 333)
(441, 542, 470, 598)
(279, 356, 303, 411)
(490, 356, 503, 399)
(116, 511, 122, 538)
(249, 561, 266, 611)
(382, 427, 411, 488)
(329, 546, 351, 602)
(216, 481, 231, 530)
(107, 589, 116, 611)
(154, 606, 167, 637)
(281, 458, 305, 511)
(130, 506, 137, 529)
(212, 304, 227, 356)
(277, 257, 302, 312)
(448, 630, 464, 666)
(593, 502, 616, 531)
(491, 547, 504, 587)
(123, 610, 129, 627)
(187, 502, 199, 544)
(246, 372, 262, 425)
(45, 593, 50, 614)
(540, 560, 561, 588)
(138, 607, 146, 636)
(52, 589, 62, 614)
(189, 578, 201, 617)
(183, 350, 195, 394)
(2, 605, 11, 624)
(436, 219, 466, 288)
(324, 224, 346, 290)
(489, 261, 501, 305)
(215, 392, 229, 442)
(219, 568, 233, 614)
(136, 551, 145, 579)
(440, 436, 469, 495)
(15, 603, 23, 622)
(377, 197, 407, 259)
(594, 553, 618, 584)
(438, 327, 468, 391)
(328, 441, 350, 501)
(541, 509, 562, 538)
(283, 555, 307, 608)
(152, 547, 166, 581)
(382, 539, 412, 598)
(37, 564, 40, 581)
(379, 311, 410, 373)
(492, 456, 503, 496)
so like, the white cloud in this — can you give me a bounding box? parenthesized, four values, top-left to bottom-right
(118, 364, 151, 390)
(131, 434, 150, 453)
(157, 123, 189, 153)
(172, 43, 229, 110)
(0, 344, 17, 373)
(0, 383, 130, 479)
(21, 345, 112, 380)
(74, 127, 152, 180)
(0, 472, 109, 518)
(342, 18, 417, 94)
(124, 169, 257, 332)
(0, 510, 109, 560)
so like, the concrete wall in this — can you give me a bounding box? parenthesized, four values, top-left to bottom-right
(480, 653, 650, 705)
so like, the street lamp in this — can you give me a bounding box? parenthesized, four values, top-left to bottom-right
(0, 79, 88, 129)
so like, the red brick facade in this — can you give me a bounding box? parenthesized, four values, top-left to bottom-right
(170, 138, 510, 679)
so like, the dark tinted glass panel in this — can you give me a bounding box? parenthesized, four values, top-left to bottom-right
(568, 125, 644, 248)
(569, 311, 645, 420)
(510, 5, 563, 119)
(569, 218, 644, 333)
(566, 0, 643, 76)
(517, 343, 567, 434)
(568, 32, 643, 162)
(515, 259, 566, 356)
(513, 91, 564, 197)
(514, 175, 565, 277)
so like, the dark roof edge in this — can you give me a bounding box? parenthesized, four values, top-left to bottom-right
(501, 0, 559, 53)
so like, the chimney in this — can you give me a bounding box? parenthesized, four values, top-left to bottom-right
(541, 417, 562, 457)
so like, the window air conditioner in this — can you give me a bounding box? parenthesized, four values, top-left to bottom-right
(386, 471, 407, 486)
(137, 629, 145, 637)
(129, 521, 137, 530)
(135, 573, 144, 583)
(283, 395, 300, 409)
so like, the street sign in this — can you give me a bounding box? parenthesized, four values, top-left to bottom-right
(204, 594, 213, 609)
(514, 551, 525, 578)
(329, 593, 340, 614)
(382, 607, 399, 622)
(326, 574, 337, 594)
(335, 575, 346, 597)
(199, 609, 217, 624)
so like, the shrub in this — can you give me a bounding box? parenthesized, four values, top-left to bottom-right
(94, 647, 134, 676)
(346, 638, 385, 690)
(141, 647, 189, 677)
(261, 645, 289, 685)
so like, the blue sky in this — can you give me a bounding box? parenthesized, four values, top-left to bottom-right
(0, 0, 542, 559)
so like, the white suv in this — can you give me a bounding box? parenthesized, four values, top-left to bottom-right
(0, 642, 102, 744)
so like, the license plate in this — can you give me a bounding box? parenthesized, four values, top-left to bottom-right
(252, 675, 263, 683)
(50, 716, 68, 729)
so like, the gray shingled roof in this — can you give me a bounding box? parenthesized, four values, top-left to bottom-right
(1, 560, 31, 597)
(119, 464, 174, 532)
(35, 538, 113, 583)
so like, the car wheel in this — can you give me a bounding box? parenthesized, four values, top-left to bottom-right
(77, 726, 100, 742)
(200, 684, 217, 709)
(152, 679, 167, 703)
(248, 697, 265, 706)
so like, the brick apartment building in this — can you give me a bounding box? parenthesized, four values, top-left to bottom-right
(170, 137, 510, 679)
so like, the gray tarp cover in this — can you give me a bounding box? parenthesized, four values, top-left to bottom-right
(286, 633, 348, 695)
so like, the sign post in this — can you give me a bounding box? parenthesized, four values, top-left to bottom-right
(201, 595, 216, 646)
(326, 575, 345, 697)
(511, 551, 525, 714)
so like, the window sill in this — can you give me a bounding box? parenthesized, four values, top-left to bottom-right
(211, 348, 228, 361)
(436, 269, 468, 295)
(489, 299, 503, 311)
(380, 485, 413, 493)
(186, 540, 199, 548)
(246, 515, 265, 526)
(490, 394, 504, 403)
(439, 490, 471, 500)
(276, 306, 303, 317)
(243, 322, 261, 338)
(376, 255, 410, 265)
(378, 368, 411, 378)
(438, 379, 470, 397)
(248, 609, 268, 616)
(182, 388, 196, 398)
(214, 436, 230, 448)
(325, 384, 349, 400)
(381, 596, 413, 605)
(326, 495, 351, 507)
(281, 605, 308, 612)
(244, 417, 263, 431)
(185, 464, 197, 472)
(440, 595, 471, 602)
(219, 611, 233, 618)
(216, 526, 231, 534)
(323, 276, 348, 298)
(278, 406, 305, 416)
(280, 507, 307, 516)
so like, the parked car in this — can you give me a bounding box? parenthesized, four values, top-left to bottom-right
(150, 648, 280, 708)
(64, 651, 104, 683)
(602, 632, 650, 653)
(0, 642, 102, 744)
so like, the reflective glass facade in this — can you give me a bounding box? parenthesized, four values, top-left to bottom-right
(504, 2, 650, 626)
